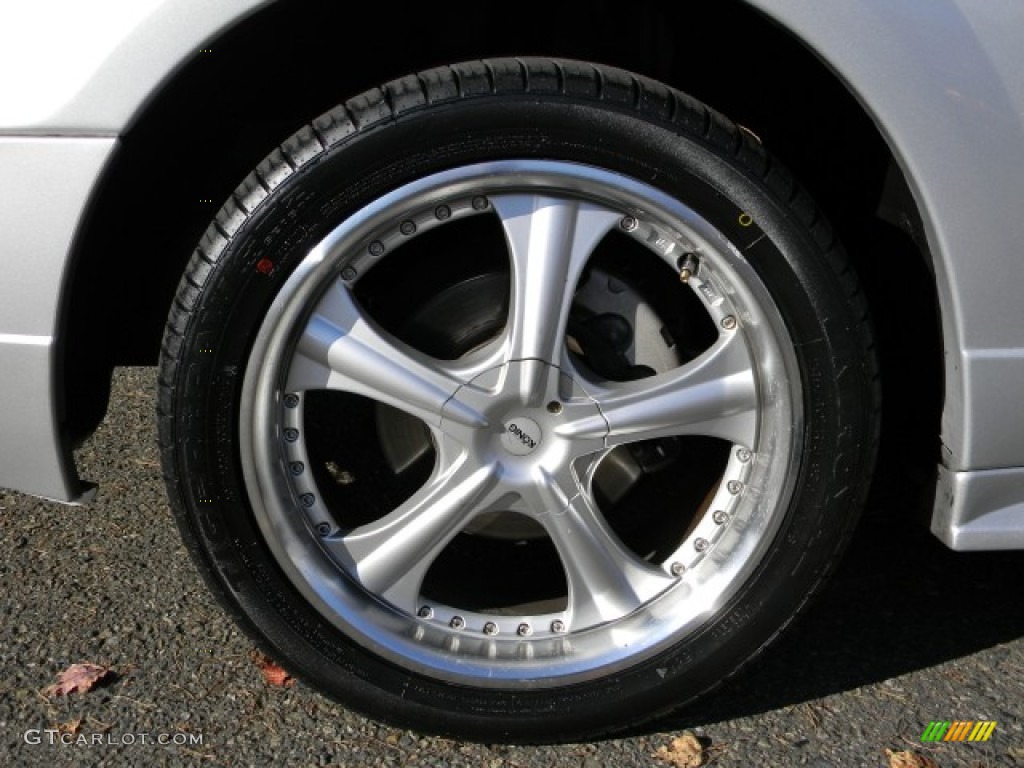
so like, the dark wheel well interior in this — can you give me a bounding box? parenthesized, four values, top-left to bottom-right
(61, 0, 941, 486)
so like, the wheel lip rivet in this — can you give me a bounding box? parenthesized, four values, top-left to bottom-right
(283, 393, 300, 409)
(546, 400, 563, 415)
(727, 480, 743, 495)
(283, 428, 300, 442)
(368, 240, 385, 256)
(417, 605, 433, 619)
(300, 493, 316, 508)
(550, 620, 566, 634)
(516, 623, 532, 637)
(736, 448, 752, 463)
(694, 537, 710, 553)
(670, 561, 685, 576)
(289, 461, 305, 476)
(315, 521, 331, 536)
(721, 315, 738, 330)
(471, 196, 489, 211)
(449, 615, 465, 630)
(620, 215, 638, 232)
(340, 266, 357, 281)
(399, 220, 417, 235)
(435, 205, 452, 221)
(483, 621, 499, 636)
(712, 510, 729, 525)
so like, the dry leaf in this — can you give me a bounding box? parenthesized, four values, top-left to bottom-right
(250, 650, 295, 688)
(884, 749, 940, 768)
(655, 731, 705, 768)
(57, 718, 82, 736)
(44, 663, 112, 696)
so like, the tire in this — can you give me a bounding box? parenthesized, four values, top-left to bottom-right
(158, 58, 879, 742)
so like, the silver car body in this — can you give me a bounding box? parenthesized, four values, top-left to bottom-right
(1, 0, 1022, 549)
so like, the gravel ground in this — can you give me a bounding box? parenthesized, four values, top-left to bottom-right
(1, 367, 1022, 767)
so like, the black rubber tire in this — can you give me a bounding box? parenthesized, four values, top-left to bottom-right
(158, 57, 879, 742)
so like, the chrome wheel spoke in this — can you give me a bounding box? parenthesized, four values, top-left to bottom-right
(326, 442, 499, 613)
(525, 469, 672, 628)
(564, 331, 758, 449)
(286, 278, 486, 432)
(492, 194, 619, 401)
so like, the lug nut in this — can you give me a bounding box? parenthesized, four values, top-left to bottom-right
(694, 538, 710, 553)
(449, 615, 465, 630)
(516, 623, 532, 637)
(713, 510, 729, 525)
(671, 561, 685, 576)
(550, 620, 566, 634)
(483, 622, 498, 636)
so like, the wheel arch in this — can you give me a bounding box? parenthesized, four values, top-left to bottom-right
(58, 0, 941, 509)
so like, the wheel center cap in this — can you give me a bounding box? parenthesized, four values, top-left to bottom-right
(501, 416, 542, 456)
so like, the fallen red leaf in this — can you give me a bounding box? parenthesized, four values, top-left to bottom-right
(44, 663, 112, 696)
(250, 650, 295, 688)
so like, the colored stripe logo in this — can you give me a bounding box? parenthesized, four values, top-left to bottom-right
(921, 721, 996, 742)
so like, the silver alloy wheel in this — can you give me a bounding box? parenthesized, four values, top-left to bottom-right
(239, 160, 802, 687)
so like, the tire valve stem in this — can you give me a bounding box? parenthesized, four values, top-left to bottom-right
(677, 253, 699, 283)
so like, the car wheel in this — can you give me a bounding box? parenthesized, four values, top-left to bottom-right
(159, 58, 879, 742)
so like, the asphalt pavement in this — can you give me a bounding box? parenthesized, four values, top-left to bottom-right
(1, 367, 1022, 767)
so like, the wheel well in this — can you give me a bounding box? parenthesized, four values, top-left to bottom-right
(62, 0, 942, 466)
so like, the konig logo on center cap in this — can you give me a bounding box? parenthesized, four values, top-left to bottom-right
(502, 417, 542, 456)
